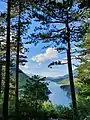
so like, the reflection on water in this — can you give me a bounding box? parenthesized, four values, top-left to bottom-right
(47, 81, 71, 106)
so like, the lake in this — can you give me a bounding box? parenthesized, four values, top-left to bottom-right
(47, 81, 71, 106)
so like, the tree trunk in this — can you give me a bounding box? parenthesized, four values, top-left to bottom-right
(3, 0, 11, 119)
(66, 2, 78, 119)
(0, 61, 2, 96)
(66, 40, 78, 120)
(15, 0, 21, 114)
(0, 42, 2, 96)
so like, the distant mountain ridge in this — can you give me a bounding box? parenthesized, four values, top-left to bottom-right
(11, 67, 77, 85)
(11, 68, 51, 94)
(45, 69, 77, 82)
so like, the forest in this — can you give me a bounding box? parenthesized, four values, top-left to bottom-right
(0, 0, 90, 120)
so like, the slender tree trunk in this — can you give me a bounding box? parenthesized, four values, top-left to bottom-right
(0, 60, 2, 96)
(3, 0, 11, 119)
(0, 42, 2, 96)
(66, 41, 77, 120)
(15, 0, 21, 115)
(66, 2, 78, 120)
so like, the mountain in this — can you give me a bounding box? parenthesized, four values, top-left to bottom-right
(45, 69, 77, 82)
(11, 67, 77, 88)
(11, 67, 30, 87)
(11, 68, 51, 94)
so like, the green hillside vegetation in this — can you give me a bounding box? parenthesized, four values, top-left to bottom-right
(11, 68, 30, 87)
(56, 79, 69, 85)
(57, 78, 78, 85)
(0, 0, 90, 119)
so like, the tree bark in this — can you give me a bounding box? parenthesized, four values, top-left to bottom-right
(3, 0, 11, 119)
(0, 61, 2, 96)
(66, 40, 77, 120)
(66, 2, 78, 119)
(15, 0, 21, 114)
(0, 42, 2, 96)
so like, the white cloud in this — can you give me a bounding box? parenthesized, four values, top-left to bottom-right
(32, 48, 58, 63)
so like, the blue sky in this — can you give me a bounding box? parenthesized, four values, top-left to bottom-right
(20, 42, 78, 77)
(20, 20, 78, 77)
(0, 1, 79, 77)
(0, 1, 6, 12)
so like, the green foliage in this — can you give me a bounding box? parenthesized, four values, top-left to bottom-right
(75, 22, 90, 119)
(56, 105, 73, 120)
(8, 75, 74, 120)
(41, 102, 58, 119)
(9, 101, 74, 120)
(21, 75, 49, 103)
(77, 61, 90, 84)
(79, 0, 90, 8)
(16, 75, 49, 119)
(0, 0, 90, 119)
(57, 79, 69, 85)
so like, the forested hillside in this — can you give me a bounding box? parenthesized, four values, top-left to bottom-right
(0, 0, 90, 120)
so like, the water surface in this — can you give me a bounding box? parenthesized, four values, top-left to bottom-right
(47, 81, 71, 106)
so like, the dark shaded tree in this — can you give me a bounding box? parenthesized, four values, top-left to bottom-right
(25, 0, 90, 119)
(19, 75, 49, 120)
(65, 3, 77, 119)
(75, 25, 90, 119)
(27, 1, 84, 119)
(79, 0, 90, 8)
(3, 0, 11, 119)
(0, 15, 6, 97)
(15, 0, 21, 114)
(0, 42, 2, 96)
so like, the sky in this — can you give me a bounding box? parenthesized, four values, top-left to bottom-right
(20, 43, 78, 77)
(19, 20, 78, 77)
(0, 1, 79, 77)
(0, 1, 6, 12)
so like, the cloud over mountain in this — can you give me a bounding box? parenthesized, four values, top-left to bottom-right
(32, 48, 58, 63)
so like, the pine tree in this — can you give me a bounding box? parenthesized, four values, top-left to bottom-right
(3, 0, 11, 119)
(75, 26, 90, 119)
(0, 49, 2, 96)
(0, 14, 6, 97)
(15, 0, 21, 115)
(65, 1, 77, 119)
(28, 0, 84, 119)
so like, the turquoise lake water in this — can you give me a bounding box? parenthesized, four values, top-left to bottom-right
(48, 81, 71, 106)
